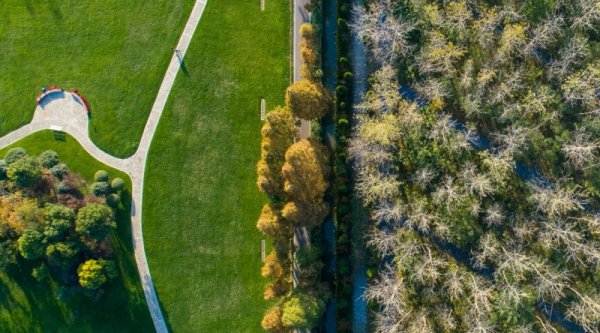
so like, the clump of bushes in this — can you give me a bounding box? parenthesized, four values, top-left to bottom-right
(0, 148, 123, 299)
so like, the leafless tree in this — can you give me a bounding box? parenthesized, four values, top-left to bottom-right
(482, 150, 515, 187)
(366, 265, 410, 333)
(444, 265, 468, 301)
(539, 218, 600, 268)
(432, 176, 464, 213)
(465, 274, 496, 333)
(462, 163, 494, 198)
(410, 243, 447, 284)
(413, 79, 449, 102)
(523, 15, 564, 59)
(473, 233, 501, 269)
(566, 289, 600, 333)
(571, 0, 600, 32)
(356, 65, 403, 115)
(484, 203, 505, 226)
(493, 125, 529, 156)
(562, 63, 600, 112)
(529, 179, 585, 217)
(548, 35, 590, 80)
(367, 226, 400, 257)
(405, 197, 440, 234)
(417, 31, 465, 76)
(356, 168, 401, 206)
(372, 200, 405, 226)
(412, 167, 436, 190)
(352, 0, 416, 64)
(562, 127, 600, 170)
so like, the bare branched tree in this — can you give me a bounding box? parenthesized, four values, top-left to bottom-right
(548, 35, 590, 80)
(529, 179, 585, 217)
(352, 0, 416, 64)
(562, 127, 600, 170)
(462, 163, 494, 198)
(566, 289, 600, 333)
(484, 203, 505, 226)
(523, 15, 564, 59)
(571, 0, 600, 32)
(539, 218, 600, 268)
(367, 226, 400, 257)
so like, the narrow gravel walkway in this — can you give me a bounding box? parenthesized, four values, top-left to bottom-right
(0, 1, 207, 332)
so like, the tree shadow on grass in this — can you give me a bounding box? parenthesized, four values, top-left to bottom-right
(176, 55, 190, 77)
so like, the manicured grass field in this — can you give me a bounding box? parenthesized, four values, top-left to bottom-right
(0, 130, 154, 332)
(0, 1, 194, 157)
(142, 0, 290, 331)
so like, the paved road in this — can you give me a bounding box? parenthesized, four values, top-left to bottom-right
(0, 1, 208, 332)
(293, 0, 311, 139)
(349, 0, 369, 331)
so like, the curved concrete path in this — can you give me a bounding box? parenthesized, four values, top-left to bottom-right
(0, 1, 207, 332)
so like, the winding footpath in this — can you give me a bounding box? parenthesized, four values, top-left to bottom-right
(0, 1, 207, 332)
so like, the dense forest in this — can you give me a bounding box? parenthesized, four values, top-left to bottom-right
(0, 148, 125, 298)
(350, 0, 600, 332)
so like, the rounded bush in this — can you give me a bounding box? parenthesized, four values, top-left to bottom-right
(50, 163, 69, 179)
(5, 148, 26, 164)
(56, 181, 72, 194)
(91, 182, 110, 196)
(111, 178, 125, 191)
(94, 170, 109, 182)
(38, 150, 60, 168)
(106, 194, 120, 208)
(0, 160, 7, 179)
(343, 71, 353, 81)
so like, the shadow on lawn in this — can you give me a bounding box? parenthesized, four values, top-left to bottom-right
(176, 55, 190, 77)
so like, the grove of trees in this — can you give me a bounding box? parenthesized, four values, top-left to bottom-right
(257, 21, 333, 331)
(0, 148, 126, 299)
(350, 0, 600, 332)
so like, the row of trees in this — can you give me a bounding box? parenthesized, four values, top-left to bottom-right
(257, 22, 333, 331)
(351, 0, 600, 331)
(0, 148, 124, 299)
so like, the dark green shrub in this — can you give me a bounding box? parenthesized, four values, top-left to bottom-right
(111, 178, 125, 191)
(56, 181, 72, 194)
(5, 148, 26, 164)
(94, 170, 109, 182)
(50, 163, 69, 179)
(0, 159, 7, 179)
(343, 71, 353, 81)
(338, 118, 349, 131)
(106, 194, 120, 208)
(91, 182, 110, 196)
(32, 264, 49, 282)
(38, 150, 60, 168)
(7, 157, 42, 187)
(336, 85, 348, 97)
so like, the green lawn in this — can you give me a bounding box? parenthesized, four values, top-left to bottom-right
(0, 130, 154, 333)
(0, 0, 194, 158)
(142, 0, 290, 331)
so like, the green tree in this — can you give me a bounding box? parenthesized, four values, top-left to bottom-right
(17, 229, 45, 260)
(285, 80, 330, 120)
(111, 177, 125, 191)
(7, 156, 42, 187)
(77, 259, 111, 290)
(281, 293, 325, 329)
(91, 181, 110, 196)
(43, 204, 75, 240)
(38, 150, 60, 168)
(75, 203, 116, 240)
(94, 170, 109, 182)
(4, 147, 26, 164)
